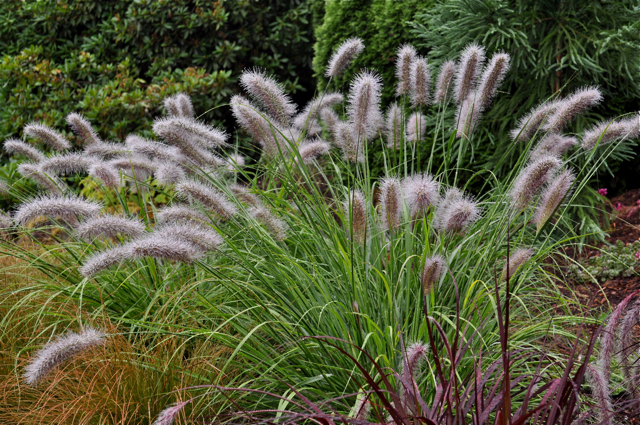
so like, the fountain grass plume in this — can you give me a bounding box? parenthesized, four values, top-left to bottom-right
(89, 162, 122, 189)
(510, 100, 560, 143)
(84, 140, 129, 159)
(434, 60, 456, 104)
(421, 254, 445, 294)
(581, 114, 640, 150)
(410, 56, 431, 107)
(586, 364, 613, 425)
(66, 112, 101, 145)
(251, 207, 288, 242)
(40, 153, 95, 175)
(226, 153, 245, 173)
(335, 122, 364, 163)
(530, 134, 578, 160)
(395, 44, 417, 96)
(4, 139, 46, 162)
(129, 235, 203, 262)
(156, 223, 224, 251)
(453, 43, 485, 104)
(152, 119, 224, 167)
(23, 328, 106, 386)
(0, 210, 14, 231)
(108, 155, 156, 181)
(597, 292, 636, 385)
(175, 179, 237, 220)
(230, 184, 262, 209)
(152, 401, 190, 425)
(75, 214, 146, 241)
(344, 189, 368, 245)
(455, 92, 482, 139)
(161, 117, 228, 149)
(350, 391, 371, 422)
(347, 70, 383, 140)
(500, 247, 534, 282)
(385, 103, 403, 149)
(533, 168, 575, 231)
(24, 123, 71, 151)
(618, 298, 640, 394)
(13, 194, 101, 226)
(155, 162, 186, 186)
(543, 86, 603, 133)
(380, 177, 403, 232)
(435, 188, 480, 233)
(125, 135, 186, 164)
(164, 92, 194, 118)
(476, 52, 510, 109)
(293, 92, 344, 130)
(326, 37, 364, 78)
(509, 155, 562, 210)
(297, 139, 331, 164)
(156, 205, 209, 225)
(17, 163, 66, 195)
(240, 69, 297, 126)
(320, 108, 340, 138)
(406, 112, 426, 144)
(402, 173, 439, 219)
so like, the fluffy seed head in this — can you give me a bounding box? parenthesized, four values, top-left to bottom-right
(156, 223, 223, 251)
(125, 135, 185, 164)
(0, 210, 14, 231)
(410, 57, 431, 107)
(225, 153, 245, 173)
(380, 177, 403, 232)
(156, 117, 228, 149)
(501, 248, 534, 282)
(434, 60, 456, 104)
(24, 123, 71, 151)
(510, 155, 562, 210)
(396, 44, 418, 96)
(152, 401, 190, 425)
(80, 246, 131, 277)
(348, 70, 384, 140)
(4, 139, 46, 162)
(586, 364, 613, 425)
(335, 122, 364, 163)
(344, 190, 368, 245)
(421, 254, 445, 294)
(406, 112, 427, 144)
(174, 180, 237, 220)
(66, 113, 101, 145)
(533, 168, 575, 231)
(385, 103, 403, 149)
(581, 114, 640, 150)
(435, 188, 479, 233)
(251, 207, 288, 242)
(455, 92, 482, 139)
(476, 52, 510, 108)
(453, 43, 486, 104)
(76, 214, 145, 241)
(320, 108, 340, 137)
(510, 101, 561, 143)
(404, 342, 428, 379)
(402, 173, 439, 219)
(17, 163, 65, 195)
(89, 163, 122, 189)
(543, 87, 603, 133)
(297, 139, 331, 164)
(14, 194, 101, 226)
(617, 298, 640, 394)
(164, 92, 194, 118)
(598, 293, 637, 385)
(229, 184, 262, 208)
(155, 162, 186, 186)
(84, 140, 129, 159)
(109, 155, 156, 181)
(326, 37, 365, 78)
(40, 153, 95, 175)
(293, 93, 344, 130)
(23, 328, 106, 385)
(240, 69, 296, 126)
(129, 235, 203, 262)
(530, 134, 578, 160)
(156, 205, 209, 225)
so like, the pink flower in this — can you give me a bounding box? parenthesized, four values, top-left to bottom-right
(635, 251, 640, 263)
(598, 188, 608, 196)
(616, 203, 622, 211)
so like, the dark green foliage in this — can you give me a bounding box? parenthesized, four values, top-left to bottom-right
(313, 0, 434, 104)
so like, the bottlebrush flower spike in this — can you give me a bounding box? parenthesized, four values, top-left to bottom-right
(400, 341, 428, 410)
(533, 168, 575, 231)
(175, 180, 237, 220)
(453, 43, 485, 104)
(335, 122, 364, 163)
(17, 163, 65, 195)
(0, 210, 14, 231)
(510, 100, 561, 143)
(347, 70, 384, 140)
(225, 153, 245, 173)
(320, 108, 340, 136)
(14, 194, 101, 226)
(89, 163, 122, 189)
(586, 364, 614, 425)
(240, 69, 297, 126)
(402, 173, 439, 219)
(75, 214, 145, 241)
(156, 205, 209, 225)
(4, 139, 46, 162)
(251, 207, 288, 242)
(350, 391, 371, 422)
(229, 184, 262, 208)
(108, 155, 156, 181)
(66, 113, 101, 145)
(421, 255, 445, 295)
(530, 134, 578, 160)
(434, 60, 456, 104)
(500, 248, 534, 282)
(164, 92, 194, 118)
(24, 123, 71, 151)
(395, 44, 417, 96)
(84, 140, 129, 159)
(618, 298, 640, 395)
(155, 162, 186, 186)
(23, 328, 106, 385)
(385, 103, 403, 149)
(410, 57, 431, 107)
(543, 86, 603, 133)
(380, 177, 403, 232)
(406, 112, 427, 144)
(40, 153, 95, 175)
(344, 189, 368, 245)
(156, 223, 224, 251)
(297, 139, 331, 164)
(476, 52, 510, 108)
(326, 37, 365, 78)
(435, 188, 479, 233)
(162, 117, 228, 149)
(597, 292, 637, 385)
(455, 92, 482, 139)
(80, 246, 131, 277)
(152, 401, 190, 425)
(581, 114, 640, 150)
(509, 155, 562, 210)
(293, 93, 344, 130)
(129, 235, 203, 262)
(125, 135, 185, 164)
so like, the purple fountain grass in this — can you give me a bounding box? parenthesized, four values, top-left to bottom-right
(158, 116, 228, 149)
(395, 44, 418, 97)
(409, 57, 431, 107)
(509, 155, 562, 210)
(344, 189, 368, 245)
(530, 134, 578, 160)
(476, 52, 510, 109)
(402, 173, 439, 219)
(40, 153, 95, 175)
(618, 298, 640, 395)
(320, 108, 340, 137)
(379, 177, 403, 232)
(250, 207, 288, 242)
(129, 235, 204, 262)
(586, 364, 613, 425)
(125, 135, 186, 164)
(406, 112, 427, 144)
(13, 194, 101, 226)
(325, 37, 364, 78)
(17, 163, 66, 195)
(581, 114, 640, 150)
(510, 100, 561, 143)
(400, 342, 428, 409)
(80, 246, 130, 277)
(4, 139, 46, 162)
(174, 179, 237, 220)
(89, 162, 122, 189)
(66, 112, 102, 145)
(533, 168, 575, 231)
(500, 247, 534, 282)
(350, 391, 371, 421)
(421, 254, 445, 294)
(225, 153, 245, 173)
(334, 122, 364, 163)
(24, 123, 71, 151)
(23, 328, 106, 386)
(75, 214, 146, 241)
(156, 205, 209, 225)
(84, 140, 129, 159)
(108, 155, 156, 181)
(229, 184, 262, 208)
(240, 69, 297, 126)
(155, 223, 224, 251)
(455, 92, 482, 139)
(164, 93, 194, 118)
(435, 188, 480, 233)
(385, 103, 403, 149)
(347, 70, 384, 140)
(453, 43, 485, 104)
(542, 86, 603, 133)
(434, 60, 456, 104)
(152, 401, 190, 425)
(293, 92, 344, 130)
(155, 162, 186, 186)
(297, 139, 331, 164)
(597, 291, 637, 385)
